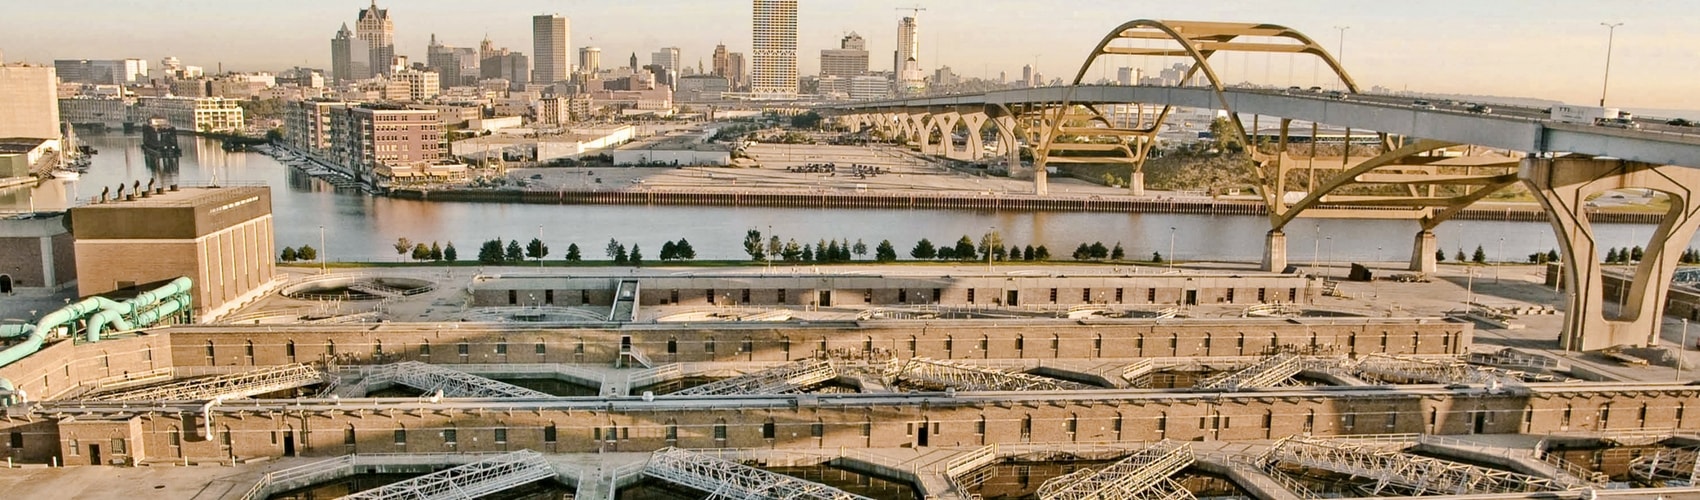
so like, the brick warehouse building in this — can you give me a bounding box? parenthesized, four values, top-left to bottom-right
(70, 185, 276, 320)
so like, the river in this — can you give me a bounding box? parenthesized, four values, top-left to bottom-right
(0, 133, 1676, 264)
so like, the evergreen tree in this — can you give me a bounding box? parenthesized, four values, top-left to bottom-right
(477, 239, 502, 264)
(526, 238, 549, 261)
(825, 240, 840, 263)
(910, 238, 937, 259)
(675, 239, 696, 260)
(444, 243, 458, 262)
(280, 246, 297, 262)
(1111, 242, 1125, 260)
(615, 244, 629, 264)
(875, 240, 897, 262)
(782, 239, 802, 261)
(937, 246, 956, 260)
(1435, 248, 1446, 262)
(853, 239, 868, 259)
(564, 243, 581, 262)
(607, 238, 624, 260)
(1009, 244, 1022, 261)
(660, 241, 678, 261)
(991, 243, 1008, 261)
(630, 245, 643, 267)
(801, 244, 814, 262)
(1631, 246, 1645, 262)
(743, 229, 766, 261)
(1546, 249, 1560, 263)
(411, 243, 430, 261)
(1454, 249, 1467, 262)
(1472, 245, 1487, 264)
(505, 240, 524, 262)
(429, 241, 443, 261)
(1035, 245, 1051, 261)
(297, 245, 317, 261)
(1606, 248, 1621, 263)
(1088, 241, 1110, 259)
(1152, 251, 1164, 263)
(1023, 245, 1036, 261)
(954, 236, 977, 261)
(1073, 243, 1092, 260)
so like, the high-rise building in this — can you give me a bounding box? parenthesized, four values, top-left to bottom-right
(284, 100, 348, 157)
(1021, 64, 1033, 88)
(426, 34, 461, 89)
(0, 62, 60, 141)
(356, 0, 395, 76)
(629, 53, 638, 71)
(532, 14, 570, 84)
(712, 44, 730, 78)
(651, 47, 681, 72)
(330, 105, 442, 179)
(1116, 67, 1134, 86)
(726, 52, 746, 91)
(750, 0, 797, 97)
(820, 32, 868, 78)
(134, 97, 245, 134)
(332, 24, 362, 83)
(895, 16, 924, 92)
(53, 59, 148, 85)
(578, 47, 602, 76)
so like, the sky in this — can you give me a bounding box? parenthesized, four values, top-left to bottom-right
(4, 0, 1698, 110)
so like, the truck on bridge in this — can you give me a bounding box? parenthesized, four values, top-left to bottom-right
(1551, 105, 1639, 129)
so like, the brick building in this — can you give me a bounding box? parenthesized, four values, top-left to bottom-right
(0, 212, 76, 294)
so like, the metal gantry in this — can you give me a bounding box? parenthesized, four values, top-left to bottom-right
(337, 449, 556, 500)
(890, 357, 1093, 391)
(1629, 446, 1700, 485)
(1036, 440, 1196, 500)
(89, 364, 329, 401)
(1194, 353, 1303, 391)
(670, 360, 837, 396)
(367, 361, 551, 398)
(1351, 354, 1516, 385)
(643, 447, 875, 500)
(1263, 437, 1572, 496)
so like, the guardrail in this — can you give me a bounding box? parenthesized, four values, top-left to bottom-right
(239, 452, 511, 500)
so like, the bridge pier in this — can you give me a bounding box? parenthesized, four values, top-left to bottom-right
(1523, 157, 1700, 351)
(1410, 230, 1438, 273)
(1262, 230, 1287, 272)
(1129, 171, 1145, 196)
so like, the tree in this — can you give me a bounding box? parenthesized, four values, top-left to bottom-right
(564, 243, 581, 262)
(1111, 243, 1126, 260)
(1089, 242, 1110, 260)
(393, 237, 413, 261)
(875, 240, 897, 262)
(444, 242, 458, 262)
(297, 245, 317, 261)
(280, 246, 297, 262)
(1454, 249, 1467, 262)
(505, 240, 524, 262)
(768, 235, 782, 261)
(1631, 246, 1645, 262)
(526, 238, 549, 262)
(666, 239, 686, 261)
(614, 244, 629, 264)
(953, 236, 977, 261)
(1606, 248, 1620, 263)
(630, 245, 643, 267)
(937, 246, 956, 260)
(853, 239, 868, 259)
(411, 243, 430, 261)
(742, 230, 766, 261)
(825, 240, 841, 263)
(910, 238, 936, 260)
(1546, 249, 1560, 263)
(606, 238, 624, 260)
(801, 244, 814, 262)
(1472, 245, 1487, 264)
(660, 241, 677, 261)
(1152, 251, 1163, 263)
(429, 242, 443, 261)
(782, 239, 802, 261)
(1073, 243, 1092, 260)
(1034, 245, 1051, 261)
(1435, 249, 1446, 262)
(978, 231, 1004, 261)
(478, 239, 504, 264)
(1023, 245, 1036, 261)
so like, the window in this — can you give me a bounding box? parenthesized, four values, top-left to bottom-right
(8, 431, 21, 448)
(1226, 288, 1235, 302)
(420, 343, 431, 357)
(667, 338, 678, 354)
(705, 337, 716, 354)
(495, 342, 507, 355)
(713, 420, 728, 440)
(1082, 288, 1091, 302)
(545, 290, 554, 305)
(1303, 411, 1315, 433)
(862, 421, 872, 437)
(762, 420, 776, 439)
(1015, 336, 1025, 351)
(443, 429, 457, 445)
(111, 438, 125, 455)
(244, 341, 254, 358)
(976, 417, 987, 435)
(741, 337, 754, 353)
(581, 290, 590, 305)
(1020, 416, 1033, 439)
(811, 420, 824, 437)
(204, 341, 215, 358)
(933, 289, 942, 302)
(742, 289, 751, 302)
(967, 289, 976, 303)
(706, 289, 715, 304)
(508, 290, 517, 305)
(326, 340, 336, 356)
(536, 342, 546, 355)
(1066, 415, 1078, 434)
(864, 290, 872, 303)
(1599, 404, 1612, 428)
(373, 340, 383, 357)
(494, 428, 507, 444)
(1115, 288, 1124, 303)
(345, 427, 357, 445)
(777, 289, 787, 302)
(908, 336, 918, 352)
(1257, 288, 1266, 302)
(286, 341, 296, 359)
(169, 429, 181, 447)
(1561, 405, 1573, 428)
(1147, 288, 1157, 303)
(458, 343, 470, 356)
(898, 290, 908, 303)
(665, 421, 678, 441)
(1049, 288, 1058, 303)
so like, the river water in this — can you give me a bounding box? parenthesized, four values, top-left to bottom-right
(0, 134, 1675, 264)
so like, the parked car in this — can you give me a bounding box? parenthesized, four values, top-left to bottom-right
(1467, 104, 1493, 114)
(1325, 90, 1348, 100)
(1412, 99, 1436, 110)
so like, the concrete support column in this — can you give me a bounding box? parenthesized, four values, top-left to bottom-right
(1129, 171, 1146, 197)
(957, 113, 988, 162)
(1262, 230, 1288, 272)
(1410, 230, 1437, 273)
(1033, 159, 1049, 196)
(1522, 157, 1700, 351)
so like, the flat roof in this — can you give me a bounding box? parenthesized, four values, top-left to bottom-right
(0, 138, 48, 154)
(616, 133, 730, 152)
(77, 185, 266, 208)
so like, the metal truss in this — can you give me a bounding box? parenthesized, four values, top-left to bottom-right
(1350, 354, 1518, 386)
(345, 280, 405, 299)
(89, 364, 330, 401)
(1629, 447, 1700, 485)
(643, 447, 875, 500)
(367, 362, 551, 398)
(670, 360, 837, 396)
(889, 357, 1093, 392)
(1036, 440, 1195, 500)
(1194, 353, 1302, 391)
(1263, 437, 1572, 496)
(338, 449, 556, 500)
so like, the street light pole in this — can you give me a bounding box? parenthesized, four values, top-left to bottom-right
(766, 225, 774, 274)
(537, 225, 544, 270)
(987, 226, 995, 274)
(1599, 22, 1624, 107)
(1312, 224, 1321, 277)
(1168, 227, 1176, 271)
(1333, 26, 1351, 89)
(318, 225, 326, 274)
(1679, 318, 1690, 382)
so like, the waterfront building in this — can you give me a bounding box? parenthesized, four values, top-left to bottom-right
(332, 23, 373, 83)
(284, 100, 348, 157)
(71, 186, 277, 320)
(0, 139, 56, 184)
(532, 14, 570, 85)
(750, 0, 798, 97)
(821, 32, 868, 79)
(356, 0, 395, 76)
(52, 59, 147, 85)
(895, 16, 924, 92)
(0, 62, 63, 141)
(611, 130, 731, 166)
(329, 105, 441, 181)
(58, 97, 131, 129)
(134, 96, 244, 134)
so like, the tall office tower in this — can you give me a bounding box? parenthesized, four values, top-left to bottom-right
(332, 24, 372, 83)
(651, 47, 681, 72)
(895, 16, 924, 92)
(712, 44, 730, 77)
(578, 47, 602, 76)
(727, 52, 746, 91)
(1021, 64, 1033, 87)
(532, 14, 569, 84)
(426, 34, 462, 89)
(356, 0, 394, 76)
(751, 0, 797, 96)
(0, 62, 60, 141)
(820, 32, 868, 78)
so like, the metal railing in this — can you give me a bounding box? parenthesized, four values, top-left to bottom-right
(626, 363, 684, 390)
(339, 449, 556, 500)
(1035, 440, 1194, 500)
(360, 361, 552, 398)
(671, 359, 836, 396)
(87, 364, 326, 401)
(1264, 436, 1574, 496)
(890, 357, 1093, 392)
(1194, 353, 1302, 391)
(643, 447, 875, 500)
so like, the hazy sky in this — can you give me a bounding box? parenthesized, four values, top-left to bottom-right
(4, 1, 1697, 110)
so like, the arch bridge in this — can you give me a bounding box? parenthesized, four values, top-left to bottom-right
(819, 19, 1700, 352)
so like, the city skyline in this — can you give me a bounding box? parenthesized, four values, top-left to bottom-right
(3, 1, 1698, 110)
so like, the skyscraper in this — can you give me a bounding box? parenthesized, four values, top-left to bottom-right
(651, 47, 681, 72)
(727, 52, 746, 91)
(712, 44, 730, 78)
(895, 16, 924, 92)
(579, 47, 602, 76)
(821, 32, 868, 78)
(750, 0, 797, 97)
(356, 1, 394, 76)
(532, 14, 569, 84)
(332, 23, 372, 83)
